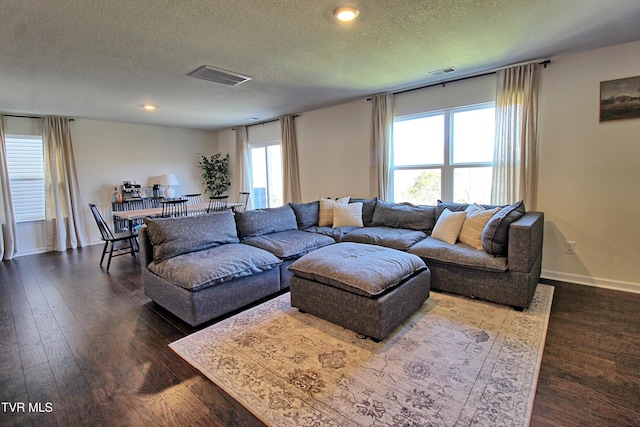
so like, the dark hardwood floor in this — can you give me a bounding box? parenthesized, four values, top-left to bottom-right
(0, 245, 638, 426)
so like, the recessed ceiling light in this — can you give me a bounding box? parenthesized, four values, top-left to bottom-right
(143, 104, 156, 111)
(334, 6, 359, 22)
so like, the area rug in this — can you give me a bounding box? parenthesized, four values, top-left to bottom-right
(170, 284, 553, 426)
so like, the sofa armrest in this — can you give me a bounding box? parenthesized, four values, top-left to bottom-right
(139, 225, 154, 268)
(507, 211, 544, 272)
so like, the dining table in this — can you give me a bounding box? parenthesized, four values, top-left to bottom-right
(113, 201, 243, 230)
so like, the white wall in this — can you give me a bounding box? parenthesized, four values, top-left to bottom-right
(6, 118, 218, 254)
(537, 40, 640, 292)
(295, 99, 372, 200)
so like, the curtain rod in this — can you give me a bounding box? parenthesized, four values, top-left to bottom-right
(3, 113, 75, 121)
(231, 114, 299, 131)
(370, 59, 551, 99)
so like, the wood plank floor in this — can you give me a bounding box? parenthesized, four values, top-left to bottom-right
(0, 245, 638, 426)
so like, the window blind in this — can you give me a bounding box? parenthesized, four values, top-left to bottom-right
(5, 135, 46, 222)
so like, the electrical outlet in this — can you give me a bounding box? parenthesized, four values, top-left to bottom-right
(565, 241, 576, 254)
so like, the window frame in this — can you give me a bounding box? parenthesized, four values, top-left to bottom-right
(390, 101, 495, 204)
(248, 139, 283, 209)
(4, 134, 46, 223)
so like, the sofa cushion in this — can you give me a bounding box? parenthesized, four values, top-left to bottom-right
(349, 197, 378, 226)
(436, 201, 470, 219)
(459, 204, 501, 249)
(436, 201, 499, 220)
(371, 200, 436, 232)
(289, 242, 427, 297)
(235, 205, 298, 238)
(243, 230, 335, 260)
(148, 243, 281, 292)
(319, 197, 350, 226)
(145, 211, 239, 263)
(482, 201, 526, 256)
(289, 200, 319, 229)
(302, 225, 360, 242)
(333, 202, 363, 228)
(431, 209, 467, 244)
(408, 237, 508, 272)
(341, 226, 427, 251)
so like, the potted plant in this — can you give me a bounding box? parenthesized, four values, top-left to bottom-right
(197, 153, 231, 197)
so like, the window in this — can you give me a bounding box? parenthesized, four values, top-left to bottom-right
(4, 135, 46, 222)
(249, 141, 283, 209)
(391, 103, 495, 205)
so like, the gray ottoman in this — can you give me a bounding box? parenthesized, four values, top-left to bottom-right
(288, 242, 430, 341)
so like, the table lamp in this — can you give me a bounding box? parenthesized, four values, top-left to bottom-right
(160, 174, 179, 198)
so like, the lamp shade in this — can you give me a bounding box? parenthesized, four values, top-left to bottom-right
(160, 174, 179, 186)
(160, 174, 179, 198)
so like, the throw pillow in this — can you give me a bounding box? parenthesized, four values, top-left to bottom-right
(332, 202, 363, 228)
(481, 200, 526, 256)
(431, 208, 467, 244)
(289, 200, 319, 229)
(459, 204, 501, 250)
(318, 197, 350, 227)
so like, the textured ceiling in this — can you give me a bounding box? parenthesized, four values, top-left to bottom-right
(1, 0, 640, 130)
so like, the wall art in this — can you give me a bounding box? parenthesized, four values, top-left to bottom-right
(600, 75, 640, 122)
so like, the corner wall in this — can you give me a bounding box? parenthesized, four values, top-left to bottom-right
(538, 40, 640, 292)
(6, 118, 218, 254)
(73, 119, 218, 246)
(218, 40, 640, 293)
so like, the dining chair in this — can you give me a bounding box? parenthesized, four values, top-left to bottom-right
(235, 192, 250, 213)
(207, 196, 229, 213)
(161, 199, 188, 217)
(89, 203, 138, 272)
(183, 193, 203, 205)
(142, 197, 161, 209)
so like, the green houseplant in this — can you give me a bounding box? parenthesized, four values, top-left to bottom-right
(197, 153, 231, 197)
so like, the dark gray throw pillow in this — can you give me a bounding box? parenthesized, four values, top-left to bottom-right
(289, 201, 319, 229)
(481, 200, 526, 256)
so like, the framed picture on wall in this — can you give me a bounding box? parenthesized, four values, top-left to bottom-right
(600, 75, 640, 122)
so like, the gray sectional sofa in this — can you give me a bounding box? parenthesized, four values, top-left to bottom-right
(139, 197, 543, 326)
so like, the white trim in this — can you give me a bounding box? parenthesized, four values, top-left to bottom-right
(542, 270, 640, 294)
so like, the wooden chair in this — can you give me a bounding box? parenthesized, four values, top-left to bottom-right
(207, 196, 229, 213)
(235, 192, 250, 213)
(142, 197, 161, 209)
(89, 203, 138, 272)
(183, 193, 203, 205)
(161, 199, 188, 217)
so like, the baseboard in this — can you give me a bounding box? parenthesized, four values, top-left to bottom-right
(542, 270, 640, 294)
(14, 247, 48, 257)
(13, 240, 104, 258)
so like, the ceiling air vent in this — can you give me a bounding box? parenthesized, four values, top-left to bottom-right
(428, 66, 457, 76)
(188, 65, 252, 87)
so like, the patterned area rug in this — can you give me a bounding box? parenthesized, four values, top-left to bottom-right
(170, 284, 553, 426)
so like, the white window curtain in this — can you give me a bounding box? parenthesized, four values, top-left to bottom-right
(42, 117, 88, 251)
(370, 93, 393, 200)
(491, 63, 539, 209)
(280, 115, 301, 203)
(0, 115, 18, 260)
(234, 125, 252, 210)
